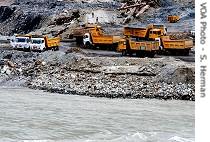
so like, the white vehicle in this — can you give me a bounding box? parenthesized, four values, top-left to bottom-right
(30, 38, 46, 51)
(10, 35, 31, 51)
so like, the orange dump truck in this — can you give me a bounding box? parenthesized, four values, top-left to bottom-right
(117, 38, 159, 57)
(67, 24, 103, 44)
(30, 35, 60, 51)
(124, 24, 167, 39)
(83, 26, 120, 50)
(160, 36, 193, 55)
(123, 24, 193, 55)
(168, 15, 180, 23)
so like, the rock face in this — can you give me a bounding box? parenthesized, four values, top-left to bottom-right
(0, 6, 15, 22)
(0, 0, 194, 35)
(0, 6, 43, 35)
(0, 0, 120, 35)
(0, 49, 195, 101)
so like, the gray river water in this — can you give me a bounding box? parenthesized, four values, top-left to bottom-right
(0, 87, 194, 142)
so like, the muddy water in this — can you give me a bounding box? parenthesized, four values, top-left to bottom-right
(0, 87, 194, 142)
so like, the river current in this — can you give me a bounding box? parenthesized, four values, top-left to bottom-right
(0, 87, 194, 142)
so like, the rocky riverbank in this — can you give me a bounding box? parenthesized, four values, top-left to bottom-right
(0, 48, 195, 100)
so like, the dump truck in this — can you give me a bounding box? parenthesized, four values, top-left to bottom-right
(124, 24, 167, 39)
(160, 36, 193, 55)
(10, 34, 31, 51)
(83, 26, 121, 50)
(66, 24, 102, 44)
(168, 15, 180, 23)
(123, 24, 193, 55)
(117, 38, 159, 57)
(30, 36, 60, 51)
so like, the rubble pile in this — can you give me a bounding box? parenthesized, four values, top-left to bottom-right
(0, 49, 195, 101)
(168, 32, 194, 40)
(118, 0, 165, 24)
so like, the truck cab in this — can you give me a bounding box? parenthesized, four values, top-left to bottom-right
(10, 35, 31, 51)
(83, 33, 92, 47)
(30, 38, 46, 51)
(149, 29, 163, 48)
(149, 29, 162, 39)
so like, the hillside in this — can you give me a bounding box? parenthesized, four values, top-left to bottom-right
(0, 0, 194, 36)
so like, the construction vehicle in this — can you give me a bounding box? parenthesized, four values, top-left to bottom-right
(83, 25, 121, 50)
(123, 24, 193, 55)
(160, 36, 193, 55)
(10, 34, 31, 51)
(67, 24, 102, 44)
(124, 24, 167, 39)
(116, 24, 166, 57)
(30, 36, 60, 51)
(168, 15, 180, 23)
(10, 34, 60, 52)
(117, 38, 159, 57)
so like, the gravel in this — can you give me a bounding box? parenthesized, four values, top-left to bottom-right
(0, 49, 195, 101)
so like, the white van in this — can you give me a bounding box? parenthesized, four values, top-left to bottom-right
(10, 35, 31, 51)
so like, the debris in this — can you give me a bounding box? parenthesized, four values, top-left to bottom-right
(7, 60, 15, 68)
(65, 47, 86, 54)
(119, 0, 160, 23)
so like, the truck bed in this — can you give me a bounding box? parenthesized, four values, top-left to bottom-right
(45, 37, 60, 48)
(92, 35, 119, 45)
(124, 27, 147, 38)
(161, 36, 193, 50)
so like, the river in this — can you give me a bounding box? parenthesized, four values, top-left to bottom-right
(0, 87, 194, 142)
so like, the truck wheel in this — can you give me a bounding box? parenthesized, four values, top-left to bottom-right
(128, 51, 133, 56)
(55, 46, 59, 51)
(43, 48, 46, 52)
(122, 50, 127, 56)
(148, 52, 155, 58)
(183, 49, 190, 56)
(136, 51, 144, 58)
(24, 48, 30, 52)
(52, 47, 55, 51)
(85, 42, 92, 49)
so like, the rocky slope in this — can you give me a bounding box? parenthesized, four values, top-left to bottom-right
(0, 0, 194, 35)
